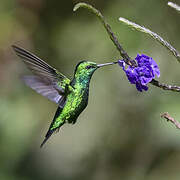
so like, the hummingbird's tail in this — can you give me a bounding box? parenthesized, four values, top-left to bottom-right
(40, 122, 65, 148)
(40, 131, 54, 148)
(40, 107, 65, 148)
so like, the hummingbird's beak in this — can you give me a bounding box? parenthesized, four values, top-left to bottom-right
(97, 62, 117, 68)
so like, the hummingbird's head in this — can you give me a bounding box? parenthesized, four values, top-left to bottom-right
(74, 61, 117, 77)
(74, 61, 117, 80)
(74, 61, 98, 78)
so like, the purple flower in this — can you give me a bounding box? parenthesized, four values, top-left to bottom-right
(118, 54, 160, 92)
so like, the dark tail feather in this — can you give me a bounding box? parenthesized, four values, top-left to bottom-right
(40, 130, 54, 148)
(40, 122, 65, 148)
(40, 107, 65, 148)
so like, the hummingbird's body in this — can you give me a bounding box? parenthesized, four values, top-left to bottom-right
(43, 62, 96, 147)
(12, 45, 115, 147)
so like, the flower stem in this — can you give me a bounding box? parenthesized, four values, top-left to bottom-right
(119, 17, 180, 63)
(168, 2, 180, 12)
(151, 79, 180, 92)
(73, 2, 136, 66)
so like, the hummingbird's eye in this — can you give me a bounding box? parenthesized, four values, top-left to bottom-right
(86, 65, 92, 70)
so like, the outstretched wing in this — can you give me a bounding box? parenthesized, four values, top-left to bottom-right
(12, 45, 71, 105)
(22, 75, 62, 104)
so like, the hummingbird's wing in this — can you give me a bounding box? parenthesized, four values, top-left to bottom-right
(12, 45, 72, 106)
(22, 75, 62, 104)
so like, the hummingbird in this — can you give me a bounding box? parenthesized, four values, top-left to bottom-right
(12, 45, 116, 147)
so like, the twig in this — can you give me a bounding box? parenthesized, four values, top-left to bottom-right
(73, 2, 136, 66)
(119, 17, 180, 63)
(161, 112, 180, 129)
(151, 79, 180, 92)
(168, 2, 180, 12)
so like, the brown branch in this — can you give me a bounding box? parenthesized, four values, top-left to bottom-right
(161, 112, 180, 129)
(150, 79, 180, 92)
(73, 2, 136, 66)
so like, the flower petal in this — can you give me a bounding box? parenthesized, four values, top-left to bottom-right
(118, 60, 126, 71)
(117, 54, 160, 92)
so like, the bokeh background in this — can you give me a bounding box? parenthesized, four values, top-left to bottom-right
(0, 0, 180, 179)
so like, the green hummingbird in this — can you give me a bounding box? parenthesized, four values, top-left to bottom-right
(12, 45, 116, 147)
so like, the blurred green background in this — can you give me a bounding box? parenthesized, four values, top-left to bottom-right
(0, 0, 180, 179)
